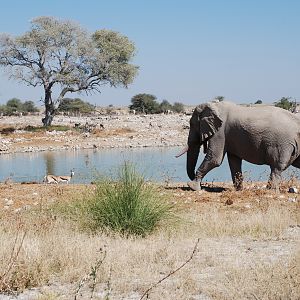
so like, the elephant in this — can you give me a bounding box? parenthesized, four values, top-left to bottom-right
(177, 101, 300, 191)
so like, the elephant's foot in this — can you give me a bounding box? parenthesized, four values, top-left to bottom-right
(234, 185, 243, 191)
(187, 180, 201, 191)
(232, 173, 243, 191)
(233, 182, 243, 191)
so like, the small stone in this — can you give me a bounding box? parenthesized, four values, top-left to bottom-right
(0, 144, 9, 151)
(5, 199, 14, 206)
(225, 199, 233, 205)
(288, 187, 298, 193)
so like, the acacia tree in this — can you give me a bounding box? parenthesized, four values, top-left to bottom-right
(129, 93, 160, 114)
(0, 16, 138, 125)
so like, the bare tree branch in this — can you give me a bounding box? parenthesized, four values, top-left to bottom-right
(139, 238, 200, 300)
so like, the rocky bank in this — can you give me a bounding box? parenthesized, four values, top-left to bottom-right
(0, 113, 190, 154)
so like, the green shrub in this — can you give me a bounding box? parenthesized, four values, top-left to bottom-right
(87, 163, 174, 236)
(58, 98, 95, 114)
(23, 125, 71, 132)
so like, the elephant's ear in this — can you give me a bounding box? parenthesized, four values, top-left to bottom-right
(196, 104, 223, 141)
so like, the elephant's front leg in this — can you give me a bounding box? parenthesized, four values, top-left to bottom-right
(227, 152, 243, 190)
(188, 140, 225, 191)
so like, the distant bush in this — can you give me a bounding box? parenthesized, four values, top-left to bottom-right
(86, 163, 174, 236)
(172, 102, 185, 113)
(0, 98, 39, 115)
(159, 99, 173, 113)
(129, 93, 160, 114)
(215, 96, 225, 102)
(129, 93, 185, 114)
(23, 125, 71, 132)
(22, 101, 39, 113)
(58, 98, 95, 114)
(275, 97, 295, 111)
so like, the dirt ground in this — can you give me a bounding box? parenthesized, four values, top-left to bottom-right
(1, 180, 299, 220)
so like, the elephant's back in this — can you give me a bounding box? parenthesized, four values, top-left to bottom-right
(229, 104, 300, 132)
(226, 105, 300, 158)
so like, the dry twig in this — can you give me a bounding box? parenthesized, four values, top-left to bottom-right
(74, 247, 107, 300)
(139, 238, 200, 300)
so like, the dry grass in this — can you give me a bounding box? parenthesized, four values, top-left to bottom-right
(0, 183, 299, 299)
(181, 203, 297, 239)
(92, 127, 135, 137)
(205, 253, 300, 300)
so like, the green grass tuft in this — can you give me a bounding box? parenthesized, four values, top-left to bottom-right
(87, 162, 174, 237)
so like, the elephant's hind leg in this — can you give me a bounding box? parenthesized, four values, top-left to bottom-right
(267, 145, 296, 191)
(227, 153, 243, 190)
(267, 167, 282, 192)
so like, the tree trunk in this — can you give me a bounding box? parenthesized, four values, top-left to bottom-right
(42, 87, 55, 126)
(42, 113, 54, 127)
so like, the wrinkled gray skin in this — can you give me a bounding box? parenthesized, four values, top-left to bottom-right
(187, 101, 300, 190)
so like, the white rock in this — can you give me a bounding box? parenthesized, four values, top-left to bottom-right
(5, 199, 14, 206)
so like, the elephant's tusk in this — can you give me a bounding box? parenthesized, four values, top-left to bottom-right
(175, 146, 189, 158)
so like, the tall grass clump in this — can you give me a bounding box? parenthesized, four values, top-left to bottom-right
(88, 162, 174, 237)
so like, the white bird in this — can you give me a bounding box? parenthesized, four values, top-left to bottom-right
(43, 170, 74, 184)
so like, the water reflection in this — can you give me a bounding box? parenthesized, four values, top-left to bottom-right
(44, 152, 55, 176)
(0, 147, 299, 184)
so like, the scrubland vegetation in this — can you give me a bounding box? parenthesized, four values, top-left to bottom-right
(0, 166, 299, 299)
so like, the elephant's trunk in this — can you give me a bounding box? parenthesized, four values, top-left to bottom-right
(186, 144, 200, 180)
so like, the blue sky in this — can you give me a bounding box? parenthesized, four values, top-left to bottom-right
(0, 0, 299, 106)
